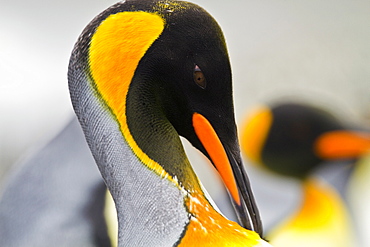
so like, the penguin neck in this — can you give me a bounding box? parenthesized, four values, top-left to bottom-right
(73, 72, 195, 244)
(123, 79, 264, 246)
(125, 77, 201, 192)
(100, 78, 195, 245)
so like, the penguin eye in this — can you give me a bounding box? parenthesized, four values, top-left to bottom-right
(193, 65, 206, 89)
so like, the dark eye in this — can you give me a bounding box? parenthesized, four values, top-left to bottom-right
(193, 65, 206, 89)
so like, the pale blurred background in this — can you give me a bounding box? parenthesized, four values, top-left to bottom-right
(1, 0, 369, 237)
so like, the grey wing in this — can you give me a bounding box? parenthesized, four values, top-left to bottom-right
(0, 116, 111, 247)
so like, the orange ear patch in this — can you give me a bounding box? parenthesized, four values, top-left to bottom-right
(88, 11, 179, 182)
(240, 106, 273, 165)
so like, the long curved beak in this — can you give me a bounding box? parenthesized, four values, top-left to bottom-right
(192, 113, 263, 236)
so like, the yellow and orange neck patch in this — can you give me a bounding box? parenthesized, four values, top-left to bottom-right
(179, 192, 261, 246)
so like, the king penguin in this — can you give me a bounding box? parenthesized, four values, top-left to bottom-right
(240, 101, 370, 247)
(68, 0, 271, 246)
(241, 102, 370, 178)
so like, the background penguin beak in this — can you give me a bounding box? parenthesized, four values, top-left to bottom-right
(314, 130, 370, 160)
(192, 113, 263, 236)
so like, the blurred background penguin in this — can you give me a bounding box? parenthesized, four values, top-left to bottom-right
(240, 100, 370, 247)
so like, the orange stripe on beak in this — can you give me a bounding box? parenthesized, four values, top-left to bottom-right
(315, 130, 370, 159)
(192, 112, 241, 205)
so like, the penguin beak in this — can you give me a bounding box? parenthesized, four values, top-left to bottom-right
(192, 113, 263, 236)
(314, 130, 370, 160)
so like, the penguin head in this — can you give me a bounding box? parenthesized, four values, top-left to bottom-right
(123, 1, 236, 157)
(241, 102, 344, 179)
